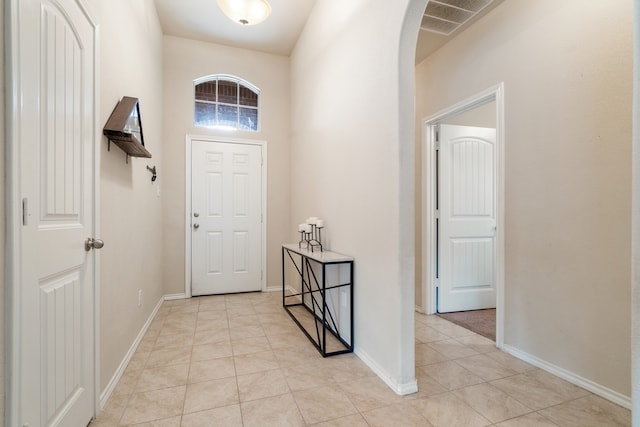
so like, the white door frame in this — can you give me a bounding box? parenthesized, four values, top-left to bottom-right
(184, 135, 267, 298)
(421, 83, 505, 347)
(5, 0, 101, 423)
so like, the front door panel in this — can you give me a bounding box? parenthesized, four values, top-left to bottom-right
(191, 140, 263, 295)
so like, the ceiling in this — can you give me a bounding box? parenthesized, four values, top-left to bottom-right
(154, 0, 316, 56)
(153, 0, 503, 62)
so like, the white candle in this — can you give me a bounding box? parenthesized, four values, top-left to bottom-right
(316, 219, 324, 228)
(304, 224, 312, 233)
(307, 217, 318, 225)
(298, 224, 305, 232)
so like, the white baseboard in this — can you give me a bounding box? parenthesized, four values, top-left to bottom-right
(502, 344, 631, 410)
(99, 296, 164, 409)
(264, 285, 281, 293)
(283, 285, 302, 303)
(414, 305, 427, 314)
(355, 348, 418, 396)
(164, 293, 187, 301)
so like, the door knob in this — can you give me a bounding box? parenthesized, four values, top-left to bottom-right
(85, 238, 105, 251)
(194, 212, 199, 218)
(193, 223, 200, 229)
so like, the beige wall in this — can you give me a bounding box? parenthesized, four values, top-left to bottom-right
(632, 1, 639, 422)
(290, 0, 420, 391)
(87, 0, 166, 395)
(161, 36, 291, 293)
(1, 1, 5, 424)
(416, 0, 632, 397)
(441, 102, 496, 127)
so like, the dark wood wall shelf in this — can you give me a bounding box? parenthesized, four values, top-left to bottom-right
(103, 96, 151, 161)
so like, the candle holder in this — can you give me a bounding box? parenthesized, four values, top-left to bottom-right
(297, 219, 325, 252)
(298, 230, 309, 249)
(309, 224, 323, 253)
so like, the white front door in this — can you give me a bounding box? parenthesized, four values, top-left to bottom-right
(438, 124, 497, 313)
(191, 139, 263, 295)
(12, 0, 98, 425)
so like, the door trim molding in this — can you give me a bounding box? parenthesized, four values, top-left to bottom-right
(90, 1, 102, 414)
(184, 134, 267, 298)
(421, 83, 505, 348)
(6, 2, 21, 423)
(5, 0, 100, 424)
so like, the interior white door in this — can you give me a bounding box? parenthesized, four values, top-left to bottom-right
(191, 140, 263, 295)
(438, 124, 497, 313)
(15, 0, 97, 425)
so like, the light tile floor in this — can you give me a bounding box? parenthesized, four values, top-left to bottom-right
(90, 292, 631, 426)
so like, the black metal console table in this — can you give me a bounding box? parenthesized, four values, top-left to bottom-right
(281, 244, 354, 357)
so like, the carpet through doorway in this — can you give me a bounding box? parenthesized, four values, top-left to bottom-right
(437, 309, 496, 341)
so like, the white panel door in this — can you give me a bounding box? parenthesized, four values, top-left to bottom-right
(438, 125, 497, 313)
(16, 0, 97, 425)
(191, 140, 263, 295)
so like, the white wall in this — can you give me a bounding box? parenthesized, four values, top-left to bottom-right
(87, 0, 165, 395)
(161, 36, 291, 294)
(290, 0, 421, 392)
(416, 0, 632, 399)
(0, 2, 5, 424)
(440, 102, 496, 127)
(632, 0, 640, 422)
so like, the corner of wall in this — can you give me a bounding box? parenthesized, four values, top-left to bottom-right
(1, 0, 6, 424)
(355, 348, 418, 396)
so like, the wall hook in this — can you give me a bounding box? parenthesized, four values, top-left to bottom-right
(146, 165, 157, 182)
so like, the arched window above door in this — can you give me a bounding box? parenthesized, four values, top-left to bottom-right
(194, 75, 260, 131)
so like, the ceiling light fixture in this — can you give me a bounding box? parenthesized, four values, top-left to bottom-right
(217, 0, 272, 26)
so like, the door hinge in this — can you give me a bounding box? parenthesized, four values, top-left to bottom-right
(435, 209, 440, 220)
(22, 197, 29, 226)
(434, 278, 439, 288)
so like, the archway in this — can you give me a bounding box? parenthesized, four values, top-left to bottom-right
(397, 0, 429, 391)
